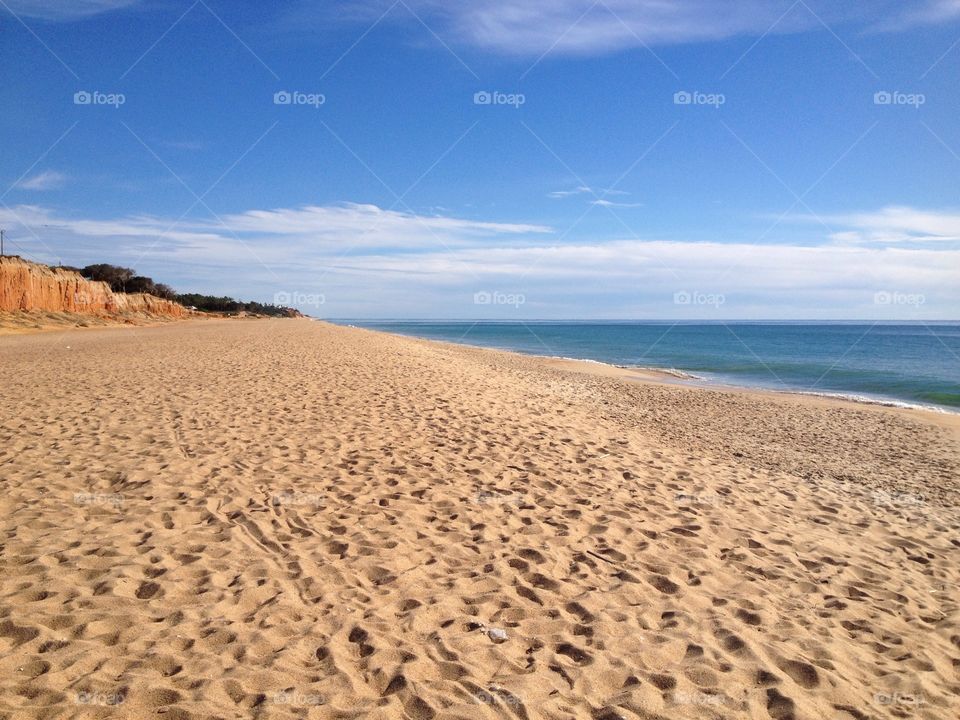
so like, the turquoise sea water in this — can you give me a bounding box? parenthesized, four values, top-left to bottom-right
(339, 321, 960, 412)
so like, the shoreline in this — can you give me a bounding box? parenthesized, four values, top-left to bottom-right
(331, 320, 960, 424)
(8, 314, 959, 431)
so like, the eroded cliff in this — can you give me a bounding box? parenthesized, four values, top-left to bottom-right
(0, 256, 187, 318)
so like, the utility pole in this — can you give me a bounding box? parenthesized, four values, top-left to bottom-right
(1, 228, 5, 256)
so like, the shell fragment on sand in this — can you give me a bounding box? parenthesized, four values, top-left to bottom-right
(487, 627, 508, 643)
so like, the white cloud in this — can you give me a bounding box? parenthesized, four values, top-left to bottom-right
(1, 202, 957, 318)
(4, 0, 140, 20)
(549, 186, 633, 204)
(591, 199, 643, 208)
(219, 203, 551, 243)
(869, 0, 960, 31)
(0, 205, 221, 243)
(381, 1, 960, 56)
(402, 0, 807, 55)
(548, 186, 593, 198)
(912, 0, 960, 21)
(789, 206, 960, 244)
(0, 202, 549, 257)
(254, 239, 959, 319)
(17, 170, 67, 191)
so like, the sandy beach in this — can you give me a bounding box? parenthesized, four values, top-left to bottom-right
(1, 318, 957, 720)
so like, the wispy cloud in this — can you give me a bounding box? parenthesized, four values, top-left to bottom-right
(590, 198, 643, 208)
(868, 0, 960, 32)
(218, 203, 553, 247)
(911, 0, 960, 22)
(391, 0, 808, 55)
(360, 1, 960, 56)
(2, 202, 956, 318)
(549, 185, 631, 200)
(788, 206, 960, 245)
(548, 185, 593, 198)
(0, 204, 221, 242)
(1, 202, 552, 251)
(4, 0, 141, 21)
(16, 170, 67, 191)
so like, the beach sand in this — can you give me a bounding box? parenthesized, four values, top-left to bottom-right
(1, 319, 957, 719)
(0, 310, 187, 336)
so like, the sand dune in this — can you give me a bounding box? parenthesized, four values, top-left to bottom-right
(0, 319, 957, 719)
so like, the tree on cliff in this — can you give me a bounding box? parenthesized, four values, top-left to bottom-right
(78, 264, 176, 300)
(152, 283, 176, 301)
(73, 261, 295, 316)
(81, 264, 135, 292)
(124, 276, 176, 299)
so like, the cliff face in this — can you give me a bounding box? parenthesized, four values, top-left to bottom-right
(0, 256, 187, 318)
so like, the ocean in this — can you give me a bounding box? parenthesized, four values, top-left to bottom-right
(340, 321, 960, 412)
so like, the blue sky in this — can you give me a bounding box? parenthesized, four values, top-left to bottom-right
(2, 0, 959, 318)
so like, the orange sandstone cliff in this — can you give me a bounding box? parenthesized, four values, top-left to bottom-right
(0, 256, 187, 318)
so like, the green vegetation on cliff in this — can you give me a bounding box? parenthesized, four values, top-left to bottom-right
(74, 263, 300, 317)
